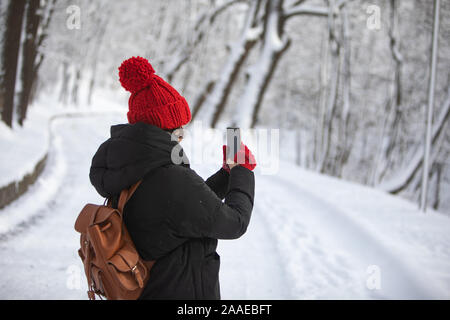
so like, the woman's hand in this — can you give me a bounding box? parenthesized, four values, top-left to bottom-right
(222, 143, 256, 172)
(222, 145, 231, 173)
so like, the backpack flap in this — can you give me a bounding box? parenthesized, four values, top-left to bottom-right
(75, 203, 120, 234)
(108, 247, 148, 290)
(75, 204, 101, 233)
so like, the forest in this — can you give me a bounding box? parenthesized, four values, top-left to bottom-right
(1, 0, 449, 214)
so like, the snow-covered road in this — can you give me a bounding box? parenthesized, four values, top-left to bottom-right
(1, 114, 449, 299)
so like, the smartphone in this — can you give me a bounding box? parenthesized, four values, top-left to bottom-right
(226, 127, 241, 161)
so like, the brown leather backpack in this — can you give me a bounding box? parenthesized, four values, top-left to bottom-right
(74, 181, 155, 300)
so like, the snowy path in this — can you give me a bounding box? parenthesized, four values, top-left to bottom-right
(0, 114, 124, 299)
(255, 175, 435, 299)
(1, 115, 450, 299)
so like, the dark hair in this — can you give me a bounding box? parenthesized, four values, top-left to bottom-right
(164, 127, 179, 134)
(165, 127, 184, 138)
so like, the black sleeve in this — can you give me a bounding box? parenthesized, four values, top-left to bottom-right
(169, 165, 255, 240)
(205, 168, 230, 199)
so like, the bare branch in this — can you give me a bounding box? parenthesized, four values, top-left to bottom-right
(283, 4, 329, 19)
(283, 0, 350, 21)
(164, 0, 248, 80)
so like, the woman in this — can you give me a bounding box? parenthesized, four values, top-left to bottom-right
(89, 56, 256, 299)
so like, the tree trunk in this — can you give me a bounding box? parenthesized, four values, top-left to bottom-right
(250, 38, 291, 128)
(17, 0, 56, 122)
(317, 1, 341, 173)
(431, 162, 442, 210)
(191, 80, 216, 120)
(0, 0, 26, 127)
(163, 0, 247, 82)
(197, 0, 262, 128)
(88, 11, 109, 106)
(71, 68, 82, 106)
(314, 26, 330, 166)
(335, 6, 352, 178)
(197, 0, 336, 129)
(378, 88, 450, 194)
(232, 0, 290, 129)
(87, 64, 97, 106)
(18, 0, 41, 126)
(296, 129, 302, 166)
(370, 0, 403, 185)
(59, 62, 70, 105)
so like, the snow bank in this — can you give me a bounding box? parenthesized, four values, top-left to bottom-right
(0, 91, 126, 212)
(0, 106, 51, 189)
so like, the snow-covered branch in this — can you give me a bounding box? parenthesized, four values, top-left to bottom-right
(283, 4, 329, 19)
(233, 0, 290, 128)
(163, 0, 248, 81)
(197, 0, 262, 127)
(283, 0, 349, 20)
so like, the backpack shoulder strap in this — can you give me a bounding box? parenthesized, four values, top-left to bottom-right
(117, 180, 142, 214)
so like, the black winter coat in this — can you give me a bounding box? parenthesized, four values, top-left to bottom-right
(89, 122, 255, 299)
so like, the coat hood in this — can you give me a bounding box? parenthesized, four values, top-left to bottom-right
(89, 122, 188, 198)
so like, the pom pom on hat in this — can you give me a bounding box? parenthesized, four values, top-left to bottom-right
(118, 56, 192, 129)
(118, 56, 155, 93)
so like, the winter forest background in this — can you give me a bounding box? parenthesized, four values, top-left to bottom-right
(1, 0, 450, 300)
(1, 0, 449, 214)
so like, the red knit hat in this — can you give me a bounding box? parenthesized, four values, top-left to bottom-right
(118, 56, 191, 130)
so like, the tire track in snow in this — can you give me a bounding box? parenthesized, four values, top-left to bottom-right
(1, 112, 438, 299)
(195, 166, 293, 299)
(257, 172, 438, 299)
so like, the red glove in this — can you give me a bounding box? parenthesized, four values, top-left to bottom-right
(222, 142, 257, 172)
(222, 145, 230, 173)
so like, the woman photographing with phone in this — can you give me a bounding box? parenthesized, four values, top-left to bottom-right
(89, 56, 256, 299)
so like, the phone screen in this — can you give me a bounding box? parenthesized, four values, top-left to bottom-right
(226, 127, 241, 160)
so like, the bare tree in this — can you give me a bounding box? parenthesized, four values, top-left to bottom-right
(370, 0, 403, 185)
(87, 4, 111, 106)
(196, 0, 263, 127)
(316, 0, 342, 173)
(194, 0, 346, 129)
(0, 0, 26, 127)
(17, 0, 56, 125)
(379, 86, 450, 194)
(230, 0, 334, 129)
(162, 0, 247, 83)
(334, 5, 353, 177)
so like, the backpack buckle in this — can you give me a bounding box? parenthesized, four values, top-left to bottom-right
(131, 264, 144, 288)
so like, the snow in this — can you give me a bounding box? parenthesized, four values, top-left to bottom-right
(0, 106, 51, 188)
(0, 92, 127, 190)
(0, 92, 126, 233)
(0, 114, 125, 299)
(246, 26, 262, 41)
(266, 9, 284, 52)
(1, 110, 450, 299)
